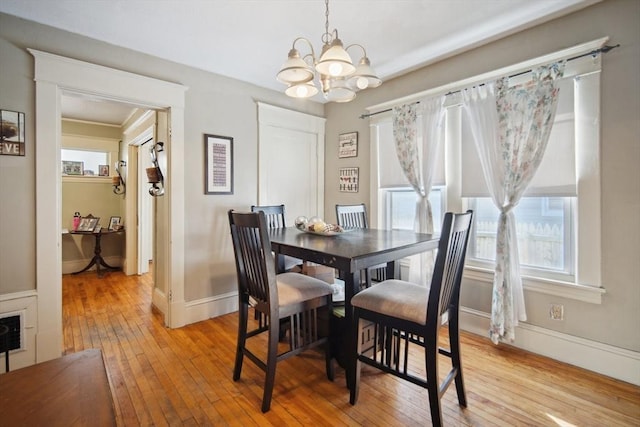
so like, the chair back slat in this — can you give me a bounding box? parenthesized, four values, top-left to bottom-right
(336, 203, 368, 228)
(229, 210, 277, 307)
(427, 210, 473, 322)
(251, 204, 286, 229)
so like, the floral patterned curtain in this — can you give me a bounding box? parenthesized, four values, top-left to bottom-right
(392, 96, 446, 286)
(462, 62, 565, 343)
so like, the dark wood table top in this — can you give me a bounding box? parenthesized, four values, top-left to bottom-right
(0, 349, 116, 426)
(269, 227, 439, 273)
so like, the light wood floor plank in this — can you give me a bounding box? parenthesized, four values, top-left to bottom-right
(61, 271, 640, 426)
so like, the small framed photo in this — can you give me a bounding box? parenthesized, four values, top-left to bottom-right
(338, 132, 358, 158)
(62, 160, 84, 176)
(77, 216, 100, 232)
(204, 134, 233, 194)
(108, 216, 121, 231)
(339, 167, 359, 192)
(99, 165, 109, 176)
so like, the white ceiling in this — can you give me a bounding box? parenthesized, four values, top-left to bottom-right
(1, 0, 599, 124)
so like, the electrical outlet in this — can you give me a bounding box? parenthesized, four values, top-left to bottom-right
(549, 304, 564, 320)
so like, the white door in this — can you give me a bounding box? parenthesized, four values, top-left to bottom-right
(258, 103, 325, 224)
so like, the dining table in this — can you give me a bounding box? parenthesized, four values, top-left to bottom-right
(268, 226, 439, 385)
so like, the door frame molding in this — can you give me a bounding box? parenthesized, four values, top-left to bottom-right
(30, 49, 188, 362)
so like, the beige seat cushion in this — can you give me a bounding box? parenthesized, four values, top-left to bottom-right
(277, 272, 333, 307)
(351, 279, 429, 325)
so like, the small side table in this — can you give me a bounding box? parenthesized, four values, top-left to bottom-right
(0, 324, 9, 372)
(70, 229, 124, 277)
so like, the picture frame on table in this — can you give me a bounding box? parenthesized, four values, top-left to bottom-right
(99, 165, 109, 176)
(204, 134, 234, 194)
(108, 216, 121, 231)
(76, 216, 100, 232)
(338, 132, 358, 158)
(62, 160, 84, 176)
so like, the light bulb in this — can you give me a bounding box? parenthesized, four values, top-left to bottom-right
(329, 63, 343, 76)
(356, 77, 369, 90)
(296, 85, 308, 97)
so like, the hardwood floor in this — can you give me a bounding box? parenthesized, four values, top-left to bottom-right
(62, 271, 640, 426)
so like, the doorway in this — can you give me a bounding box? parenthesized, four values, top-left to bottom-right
(32, 49, 187, 363)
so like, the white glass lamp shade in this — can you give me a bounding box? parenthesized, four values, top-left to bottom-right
(315, 38, 356, 77)
(277, 48, 314, 84)
(348, 56, 382, 90)
(285, 81, 319, 98)
(324, 77, 356, 103)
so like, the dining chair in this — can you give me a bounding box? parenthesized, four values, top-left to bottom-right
(349, 210, 473, 427)
(335, 203, 387, 288)
(228, 210, 334, 412)
(251, 204, 301, 271)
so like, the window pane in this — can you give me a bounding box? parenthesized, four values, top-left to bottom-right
(61, 149, 108, 176)
(469, 197, 571, 272)
(388, 188, 442, 233)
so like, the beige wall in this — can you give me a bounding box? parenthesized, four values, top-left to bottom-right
(0, 1, 638, 355)
(0, 12, 322, 300)
(324, 0, 640, 352)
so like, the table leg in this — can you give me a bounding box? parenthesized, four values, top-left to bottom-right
(343, 270, 360, 390)
(72, 233, 119, 277)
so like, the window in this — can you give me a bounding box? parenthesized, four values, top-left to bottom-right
(385, 187, 444, 234)
(61, 148, 109, 176)
(369, 39, 605, 302)
(467, 197, 574, 279)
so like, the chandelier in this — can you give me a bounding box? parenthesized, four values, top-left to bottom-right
(276, 0, 382, 102)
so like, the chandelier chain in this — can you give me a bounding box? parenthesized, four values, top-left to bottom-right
(322, 0, 331, 45)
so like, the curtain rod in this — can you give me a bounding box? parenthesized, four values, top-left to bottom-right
(359, 44, 620, 119)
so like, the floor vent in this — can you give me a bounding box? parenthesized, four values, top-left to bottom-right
(0, 315, 22, 352)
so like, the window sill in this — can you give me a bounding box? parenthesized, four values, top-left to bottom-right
(62, 176, 111, 184)
(464, 266, 605, 304)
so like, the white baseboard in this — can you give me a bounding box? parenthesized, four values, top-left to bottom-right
(185, 291, 238, 325)
(152, 287, 168, 316)
(460, 307, 640, 386)
(61, 256, 123, 274)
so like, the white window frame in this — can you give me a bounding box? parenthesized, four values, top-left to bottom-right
(368, 38, 608, 304)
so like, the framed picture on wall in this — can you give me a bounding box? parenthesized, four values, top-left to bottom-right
(204, 134, 234, 194)
(339, 167, 359, 192)
(338, 132, 358, 158)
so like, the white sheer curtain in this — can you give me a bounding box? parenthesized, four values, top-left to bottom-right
(462, 63, 565, 343)
(392, 96, 446, 286)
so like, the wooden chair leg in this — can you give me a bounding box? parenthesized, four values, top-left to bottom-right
(449, 323, 467, 407)
(261, 319, 280, 413)
(233, 303, 248, 381)
(426, 343, 443, 427)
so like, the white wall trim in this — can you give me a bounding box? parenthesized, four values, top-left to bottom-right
(30, 48, 187, 363)
(464, 266, 605, 304)
(61, 256, 123, 275)
(460, 307, 640, 386)
(185, 291, 239, 325)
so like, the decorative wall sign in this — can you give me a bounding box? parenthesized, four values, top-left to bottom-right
(0, 110, 25, 156)
(205, 134, 234, 194)
(338, 131, 358, 158)
(339, 167, 359, 192)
